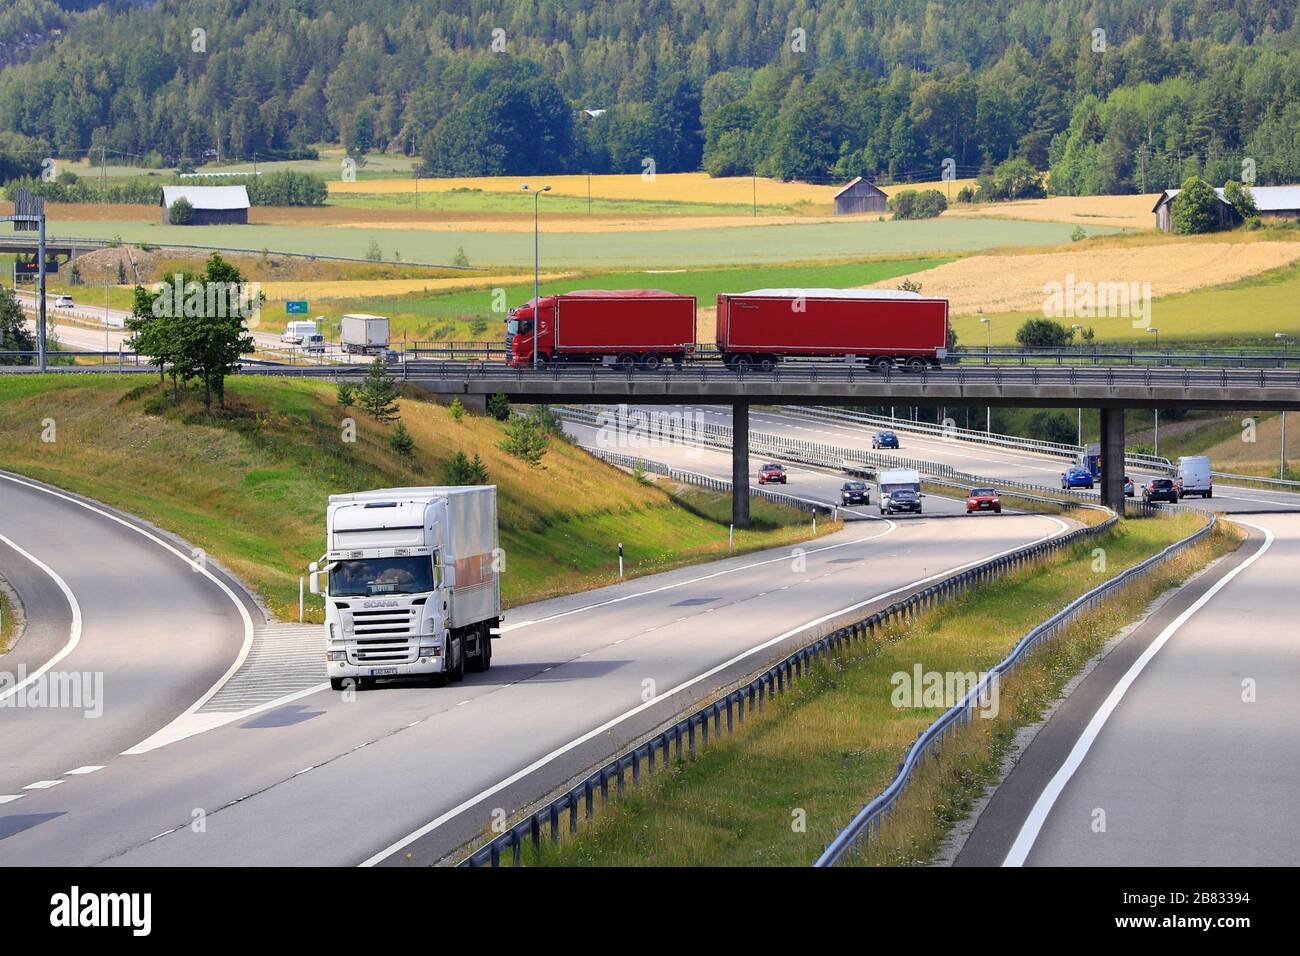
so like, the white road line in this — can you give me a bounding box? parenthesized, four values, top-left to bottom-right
(0, 795, 24, 804)
(0, 532, 82, 706)
(0, 472, 257, 751)
(1002, 519, 1275, 867)
(65, 766, 104, 775)
(23, 780, 62, 790)
(361, 514, 1068, 867)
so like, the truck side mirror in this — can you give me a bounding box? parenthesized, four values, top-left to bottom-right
(308, 562, 321, 596)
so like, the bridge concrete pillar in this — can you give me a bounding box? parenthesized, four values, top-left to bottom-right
(1100, 407, 1126, 512)
(732, 402, 750, 530)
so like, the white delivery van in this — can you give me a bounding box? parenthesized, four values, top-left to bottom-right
(341, 313, 390, 354)
(878, 467, 923, 515)
(309, 486, 501, 689)
(1175, 456, 1212, 499)
(282, 319, 318, 344)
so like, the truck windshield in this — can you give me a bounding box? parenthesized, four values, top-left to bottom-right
(507, 318, 533, 334)
(330, 557, 434, 597)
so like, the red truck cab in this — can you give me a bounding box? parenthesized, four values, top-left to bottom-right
(506, 290, 696, 370)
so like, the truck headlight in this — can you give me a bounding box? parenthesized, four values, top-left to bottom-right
(326, 650, 346, 662)
(418, 643, 443, 657)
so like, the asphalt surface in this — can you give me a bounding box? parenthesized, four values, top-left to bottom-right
(957, 513, 1300, 866)
(0, 472, 1071, 864)
(0, 471, 255, 804)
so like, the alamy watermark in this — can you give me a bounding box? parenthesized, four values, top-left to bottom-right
(890, 664, 999, 719)
(1, 666, 103, 718)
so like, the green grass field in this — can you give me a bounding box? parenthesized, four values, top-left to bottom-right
(48, 216, 1112, 270)
(0, 376, 836, 620)
(521, 513, 1233, 867)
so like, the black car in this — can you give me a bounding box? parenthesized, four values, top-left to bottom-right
(1142, 478, 1179, 504)
(872, 430, 899, 449)
(840, 480, 870, 506)
(880, 487, 922, 515)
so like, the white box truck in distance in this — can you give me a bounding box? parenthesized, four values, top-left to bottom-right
(341, 313, 390, 355)
(309, 486, 500, 689)
(281, 319, 318, 344)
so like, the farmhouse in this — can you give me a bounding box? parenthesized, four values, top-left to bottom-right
(833, 177, 889, 216)
(1153, 184, 1300, 232)
(160, 185, 250, 225)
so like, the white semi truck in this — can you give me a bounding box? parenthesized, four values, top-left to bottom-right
(309, 486, 500, 689)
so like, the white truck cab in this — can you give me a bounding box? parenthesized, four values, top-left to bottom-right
(310, 486, 500, 690)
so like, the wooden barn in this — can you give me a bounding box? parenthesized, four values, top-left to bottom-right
(833, 177, 889, 216)
(1153, 184, 1300, 232)
(160, 185, 251, 225)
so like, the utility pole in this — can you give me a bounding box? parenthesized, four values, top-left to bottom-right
(1282, 412, 1289, 480)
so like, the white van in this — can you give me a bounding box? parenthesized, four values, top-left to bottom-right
(1175, 456, 1212, 499)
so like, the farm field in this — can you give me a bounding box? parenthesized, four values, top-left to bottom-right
(871, 238, 1300, 316)
(946, 254, 1300, 346)
(43, 216, 1105, 269)
(943, 193, 1159, 230)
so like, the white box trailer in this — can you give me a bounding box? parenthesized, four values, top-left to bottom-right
(310, 486, 501, 689)
(341, 313, 390, 354)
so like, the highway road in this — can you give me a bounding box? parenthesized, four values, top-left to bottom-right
(640, 404, 1300, 514)
(0, 466, 1074, 865)
(956, 513, 1300, 866)
(0, 471, 256, 802)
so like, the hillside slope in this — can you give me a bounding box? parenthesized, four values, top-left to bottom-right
(0, 376, 828, 619)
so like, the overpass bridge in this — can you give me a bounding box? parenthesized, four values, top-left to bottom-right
(253, 360, 1300, 525)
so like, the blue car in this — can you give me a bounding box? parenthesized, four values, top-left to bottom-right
(1061, 466, 1095, 490)
(872, 430, 899, 449)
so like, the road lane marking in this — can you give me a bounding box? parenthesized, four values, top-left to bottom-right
(0, 471, 257, 751)
(23, 780, 62, 790)
(65, 766, 103, 775)
(361, 514, 1067, 867)
(0, 532, 83, 706)
(0, 795, 24, 804)
(1002, 519, 1275, 867)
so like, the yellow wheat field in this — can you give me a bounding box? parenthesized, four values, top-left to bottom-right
(865, 241, 1300, 315)
(943, 193, 1160, 230)
(258, 273, 574, 301)
(330, 172, 983, 207)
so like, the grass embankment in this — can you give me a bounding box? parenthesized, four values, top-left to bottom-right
(0, 582, 16, 653)
(0, 376, 836, 621)
(525, 512, 1240, 867)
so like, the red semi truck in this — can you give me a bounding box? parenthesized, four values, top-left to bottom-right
(506, 290, 696, 370)
(715, 288, 949, 370)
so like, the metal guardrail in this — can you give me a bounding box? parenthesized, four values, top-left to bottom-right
(813, 508, 1216, 866)
(458, 493, 1120, 868)
(779, 404, 1173, 472)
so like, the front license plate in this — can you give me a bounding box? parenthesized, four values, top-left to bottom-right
(369, 667, 399, 676)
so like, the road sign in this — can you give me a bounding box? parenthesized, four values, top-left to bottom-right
(11, 188, 43, 232)
(15, 260, 57, 275)
(286, 300, 309, 314)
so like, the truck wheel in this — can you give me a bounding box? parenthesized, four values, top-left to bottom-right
(330, 678, 347, 691)
(872, 357, 892, 373)
(733, 355, 752, 373)
(615, 353, 636, 373)
(640, 353, 663, 371)
(469, 625, 492, 672)
(757, 356, 776, 372)
(905, 357, 926, 371)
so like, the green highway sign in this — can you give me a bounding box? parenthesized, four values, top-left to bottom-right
(286, 300, 309, 314)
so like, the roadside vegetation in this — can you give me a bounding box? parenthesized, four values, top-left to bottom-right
(0, 376, 837, 621)
(520, 513, 1240, 866)
(0, 580, 16, 653)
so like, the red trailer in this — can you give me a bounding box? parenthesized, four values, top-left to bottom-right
(506, 290, 696, 370)
(715, 288, 949, 371)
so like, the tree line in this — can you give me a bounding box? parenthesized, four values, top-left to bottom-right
(0, 1, 1297, 190)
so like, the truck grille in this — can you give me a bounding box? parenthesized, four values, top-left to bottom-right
(348, 607, 418, 664)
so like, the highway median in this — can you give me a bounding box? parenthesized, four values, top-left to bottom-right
(499, 510, 1241, 867)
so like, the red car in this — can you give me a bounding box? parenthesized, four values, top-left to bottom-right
(966, 487, 1002, 514)
(758, 463, 787, 485)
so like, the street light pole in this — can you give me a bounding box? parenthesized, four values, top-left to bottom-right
(522, 183, 551, 370)
(979, 317, 991, 432)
